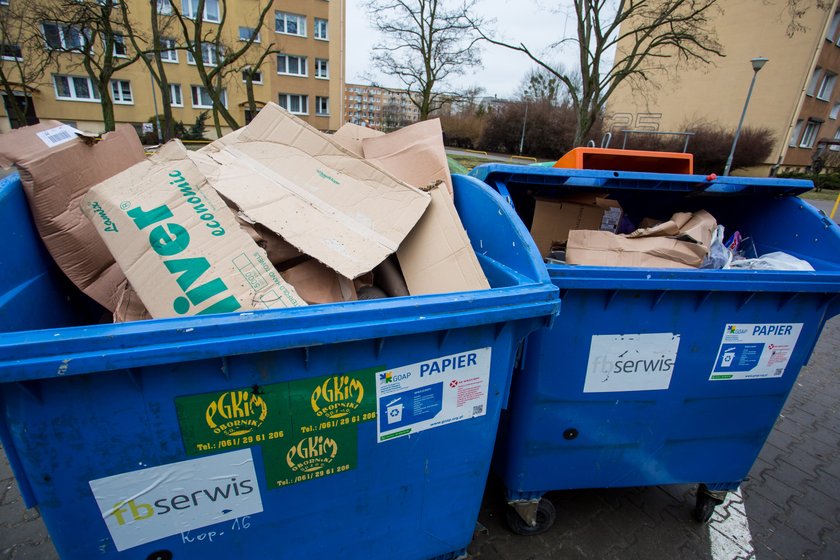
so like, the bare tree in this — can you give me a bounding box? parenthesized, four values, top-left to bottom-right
(517, 67, 564, 106)
(169, 0, 275, 135)
(32, 0, 143, 131)
(366, 0, 485, 120)
(0, 2, 53, 128)
(474, 0, 723, 146)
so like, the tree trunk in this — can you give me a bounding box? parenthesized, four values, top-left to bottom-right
(98, 80, 116, 132)
(0, 71, 27, 127)
(246, 76, 256, 118)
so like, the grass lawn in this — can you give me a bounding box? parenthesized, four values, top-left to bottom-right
(800, 189, 840, 202)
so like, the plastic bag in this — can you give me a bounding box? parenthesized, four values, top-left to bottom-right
(701, 225, 732, 269)
(729, 251, 815, 271)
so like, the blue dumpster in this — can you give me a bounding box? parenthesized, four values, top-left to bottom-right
(471, 164, 840, 533)
(0, 172, 558, 559)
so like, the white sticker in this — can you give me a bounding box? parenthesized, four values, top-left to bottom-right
(376, 347, 491, 442)
(35, 125, 78, 148)
(584, 333, 680, 393)
(709, 323, 803, 381)
(89, 449, 263, 551)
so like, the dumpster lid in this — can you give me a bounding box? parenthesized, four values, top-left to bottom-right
(470, 164, 814, 196)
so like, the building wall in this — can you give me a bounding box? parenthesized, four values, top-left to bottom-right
(0, 0, 344, 137)
(607, 0, 834, 173)
(344, 82, 420, 130)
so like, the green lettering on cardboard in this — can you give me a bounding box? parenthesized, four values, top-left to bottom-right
(165, 257, 212, 292)
(127, 204, 173, 231)
(149, 223, 190, 257)
(186, 278, 229, 306)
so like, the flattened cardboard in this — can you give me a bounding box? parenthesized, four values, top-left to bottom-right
(566, 230, 705, 269)
(530, 197, 622, 257)
(362, 119, 453, 196)
(113, 284, 152, 323)
(82, 141, 306, 319)
(332, 123, 384, 157)
(194, 103, 431, 280)
(0, 123, 145, 311)
(281, 259, 357, 304)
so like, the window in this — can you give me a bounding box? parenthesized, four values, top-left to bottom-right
(277, 54, 306, 76)
(169, 83, 183, 107)
(53, 74, 100, 102)
(110, 80, 132, 104)
(831, 128, 840, 151)
(42, 23, 87, 50)
(800, 120, 821, 148)
(315, 58, 328, 79)
(242, 68, 263, 84)
(315, 96, 329, 115)
(112, 34, 127, 57)
(157, 0, 173, 15)
(314, 18, 328, 40)
(789, 120, 804, 147)
(187, 42, 220, 66)
(807, 67, 822, 96)
(278, 93, 307, 114)
(191, 85, 226, 108)
(238, 27, 260, 42)
(828, 12, 840, 42)
(831, 104, 840, 120)
(818, 72, 837, 100)
(159, 38, 178, 62)
(0, 44, 22, 61)
(275, 11, 305, 36)
(182, 0, 219, 23)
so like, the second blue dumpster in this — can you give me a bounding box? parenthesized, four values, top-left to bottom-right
(472, 163, 840, 533)
(0, 172, 558, 559)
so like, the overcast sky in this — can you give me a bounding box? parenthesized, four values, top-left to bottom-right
(345, 0, 581, 99)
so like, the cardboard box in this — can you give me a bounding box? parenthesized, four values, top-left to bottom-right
(281, 259, 357, 304)
(332, 123, 384, 157)
(530, 196, 623, 257)
(193, 103, 431, 280)
(82, 141, 306, 319)
(360, 119, 489, 295)
(0, 122, 145, 311)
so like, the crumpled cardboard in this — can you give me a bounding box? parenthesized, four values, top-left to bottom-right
(81, 140, 306, 319)
(566, 210, 716, 269)
(280, 259, 357, 304)
(530, 195, 623, 257)
(361, 119, 489, 295)
(0, 122, 145, 311)
(193, 103, 431, 280)
(332, 122, 384, 157)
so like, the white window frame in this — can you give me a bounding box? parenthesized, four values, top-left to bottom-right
(0, 44, 23, 61)
(831, 103, 840, 120)
(42, 22, 88, 51)
(238, 26, 260, 43)
(169, 83, 183, 107)
(181, 0, 220, 23)
(187, 42, 220, 66)
(53, 74, 100, 102)
(828, 12, 840, 42)
(242, 68, 263, 84)
(277, 54, 307, 76)
(112, 33, 127, 58)
(278, 93, 308, 115)
(789, 120, 804, 147)
(110, 79, 133, 104)
(800, 120, 821, 148)
(190, 85, 226, 109)
(817, 72, 837, 101)
(275, 11, 306, 37)
(315, 58, 328, 79)
(315, 96, 329, 116)
(831, 128, 840, 151)
(314, 18, 328, 40)
(807, 67, 822, 96)
(157, 0, 173, 15)
(159, 37, 178, 62)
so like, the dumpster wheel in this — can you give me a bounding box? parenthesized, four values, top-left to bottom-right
(505, 498, 556, 536)
(694, 484, 727, 523)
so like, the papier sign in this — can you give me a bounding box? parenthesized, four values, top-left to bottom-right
(89, 450, 263, 551)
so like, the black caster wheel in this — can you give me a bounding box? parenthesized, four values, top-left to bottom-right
(504, 498, 557, 536)
(694, 485, 725, 523)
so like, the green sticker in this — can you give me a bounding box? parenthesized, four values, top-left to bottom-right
(288, 368, 378, 435)
(176, 384, 291, 456)
(263, 426, 358, 488)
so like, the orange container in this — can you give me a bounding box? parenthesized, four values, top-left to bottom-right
(553, 147, 693, 174)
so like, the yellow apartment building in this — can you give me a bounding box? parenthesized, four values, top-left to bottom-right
(344, 82, 420, 130)
(0, 0, 345, 137)
(607, 0, 840, 174)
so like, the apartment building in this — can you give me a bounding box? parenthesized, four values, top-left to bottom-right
(0, 0, 345, 137)
(607, 0, 840, 174)
(344, 82, 420, 130)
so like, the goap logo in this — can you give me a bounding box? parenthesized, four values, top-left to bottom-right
(727, 324, 748, 335)
(310, 375, 364, 418)
(286, 436, 338, 472)
(205, 390, 268, 436)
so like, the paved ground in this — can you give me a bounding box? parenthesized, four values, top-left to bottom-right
(806, 199, 839, 223)
(2, 318, 838, 559)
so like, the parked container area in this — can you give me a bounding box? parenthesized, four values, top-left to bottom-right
(471, 164, 840, 533)
(0, 172, 559, 560)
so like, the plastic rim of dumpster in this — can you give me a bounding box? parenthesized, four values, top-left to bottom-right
(470, 163, 840, 533)
(0, 172, 559, 560)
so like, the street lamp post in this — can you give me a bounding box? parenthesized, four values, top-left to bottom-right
(723, 57, 769, 176)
